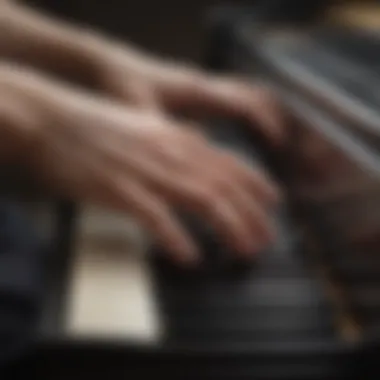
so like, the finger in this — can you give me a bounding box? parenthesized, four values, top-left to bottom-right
(125, 185, 199, 264)
(153, 112, 281, 205)
(227, 185, 276, 254)
(178, 124, 281, 205)
(114, 160, 256, 255)
(90, 167, 200, 265)
(173, 140, 280, 206)
(137, 134, 276, 255)
(148, 174, 258, 255)
(126, 156, 273, 255)
(204, 146, 280, 205)
(182, 147, 278, 255)
(189, 168, 276, 256)
(193, 189, 256, 255)
(101, 128, 274, 256)
(173, 145, 278, 252)
(176, 74, 284, 144)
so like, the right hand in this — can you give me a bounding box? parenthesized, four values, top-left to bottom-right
(2, 65, 280, 264)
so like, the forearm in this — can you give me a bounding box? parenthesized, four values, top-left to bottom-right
(0, 1, 107, 86)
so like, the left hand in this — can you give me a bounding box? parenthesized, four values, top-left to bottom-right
(0, 2, 284, 143)
(91, 43, 284, 144)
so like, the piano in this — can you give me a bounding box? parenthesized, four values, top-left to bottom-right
(5, 4, 380, 380)
(149, 14, 380, 380)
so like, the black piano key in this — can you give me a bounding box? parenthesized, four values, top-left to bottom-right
(158, 297, 330, 321)
(154, 228, 306, 282)
(167, 328, 331, 346)
(157, 277, 335, 344)
(156, 278, 328, 308)
(165, 306, 334, 336)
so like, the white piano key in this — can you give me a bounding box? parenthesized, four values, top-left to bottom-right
(64, 206, 161, 342)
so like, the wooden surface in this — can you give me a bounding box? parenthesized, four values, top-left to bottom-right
(328, 2, 380, 30)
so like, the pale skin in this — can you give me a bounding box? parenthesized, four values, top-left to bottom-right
(0, 1, 284, 264)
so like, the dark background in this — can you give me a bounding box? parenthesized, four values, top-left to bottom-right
(25, 0, 340, 61)
(26, 0, 252, 61)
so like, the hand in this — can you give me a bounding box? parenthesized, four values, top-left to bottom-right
(37, 101, 278, 264)
(2, 65, 279, 264)
(0, 2, 284, 143)
(92, 45, 284, 144)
